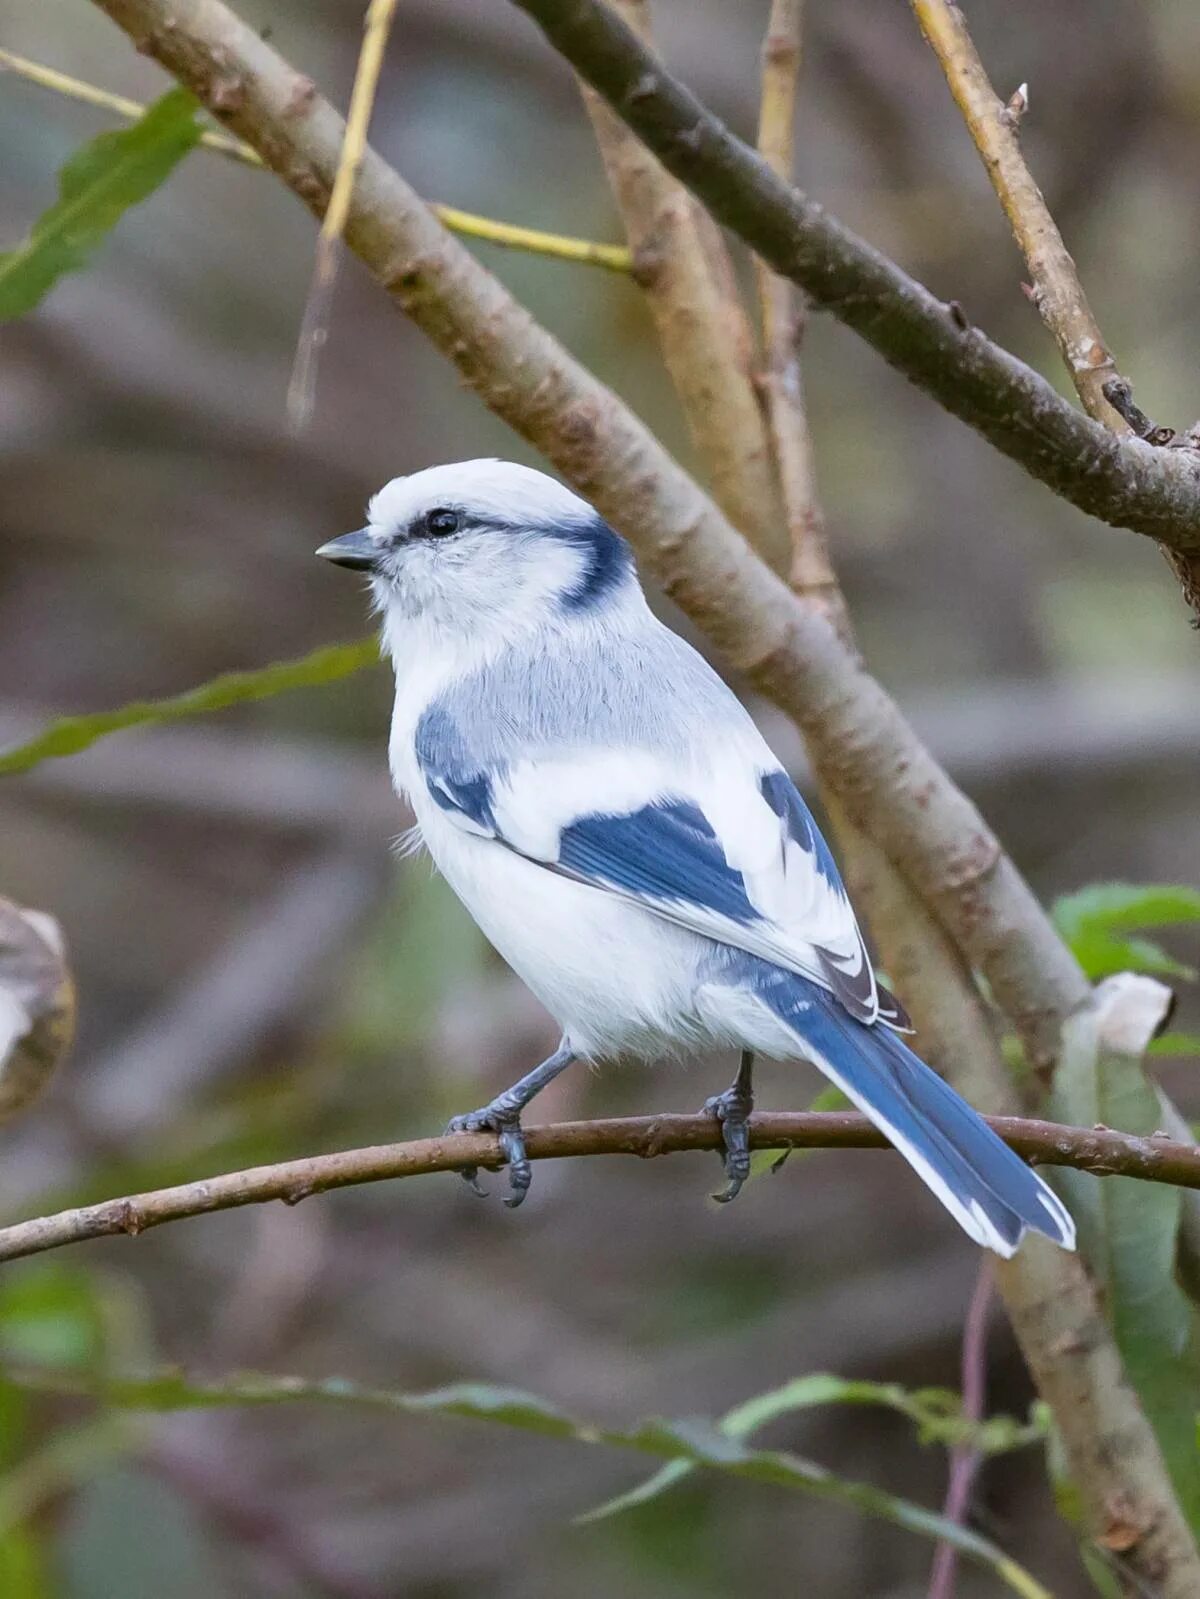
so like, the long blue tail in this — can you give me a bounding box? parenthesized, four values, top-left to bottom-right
(757, 974, 1075, 1256)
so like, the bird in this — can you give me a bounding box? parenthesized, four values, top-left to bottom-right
(317, 458, 1075, 1258)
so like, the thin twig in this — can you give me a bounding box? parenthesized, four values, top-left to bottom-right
(286, 0, 401, 429)
(2, 1112, 1200, 1266)
(929, 1258, 995, 1599)
(907, 0, 1200, 618)
(0, 45, 631, 273)
(0, 44, 259, 162)
(908, 0, 1120, 425)
(752, 0, 841, 617)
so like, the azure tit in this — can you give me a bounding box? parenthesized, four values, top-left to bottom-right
(317, 459, 1074, 1256)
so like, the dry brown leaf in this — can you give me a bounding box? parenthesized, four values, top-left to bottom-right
(0, 896, 74, 1122)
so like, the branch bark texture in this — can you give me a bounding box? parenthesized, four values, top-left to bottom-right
(579, 0, 788, 571)
(909, 0, 1200, 620)
(4, 1111, 1200, 1266)
(509, 0, 1200, 557)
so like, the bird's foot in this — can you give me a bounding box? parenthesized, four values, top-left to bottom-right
(445, 1100, 532, 1209)
(702, 1079, 754, 1204)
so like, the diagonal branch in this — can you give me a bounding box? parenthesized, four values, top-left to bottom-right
(579, 0, 788, 569)
(908, 0, 1200, 620)
(508, 0, 1200, 558)
(751, 0, 840, 612)
(3, 1110, 1200, 1266)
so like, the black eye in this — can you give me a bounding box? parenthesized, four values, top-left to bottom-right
(424, 507, 460, 538)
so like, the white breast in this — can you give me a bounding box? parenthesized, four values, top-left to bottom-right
(383, 616, 722, 1060)
(406, 789, 710, 1059)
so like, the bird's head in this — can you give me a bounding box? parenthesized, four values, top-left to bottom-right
(317, 459, 635, 643)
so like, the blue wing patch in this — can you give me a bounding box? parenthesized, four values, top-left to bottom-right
(758, 769, 899, 1027)
(759, 770, 844, 893)
(559, 800, 761, 925)
(415, 705, 498, 834)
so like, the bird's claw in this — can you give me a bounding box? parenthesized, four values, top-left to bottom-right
(703, 1083, 754, 1204)
(445, 1103, 532, 1208)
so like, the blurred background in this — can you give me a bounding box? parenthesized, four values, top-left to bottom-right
(2, 0, 1199, 1593)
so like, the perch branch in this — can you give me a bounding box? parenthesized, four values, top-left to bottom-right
(908, 0, 1200, 618)
(507, 0, 1200, 558)
(3, 1112, 1200, 1266)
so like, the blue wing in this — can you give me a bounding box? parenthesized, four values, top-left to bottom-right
(415, 704, 907, 1028)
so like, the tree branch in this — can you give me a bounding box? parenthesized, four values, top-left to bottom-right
(508, 0, 1200, 558)
(908, 0, 1200, 620)
(3, 1112, 1200, 1266)
(751, 0, 840, 613)
(578, 0, 788, 570)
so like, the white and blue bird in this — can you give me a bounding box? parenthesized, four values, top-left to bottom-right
(317, 459, 1075, 1258)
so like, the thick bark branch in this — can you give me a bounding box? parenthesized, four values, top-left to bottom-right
(508, 0, 1200, 557)
(3, 1111, 1200, 1265)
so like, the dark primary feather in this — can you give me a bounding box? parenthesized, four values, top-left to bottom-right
(758, 769, 879, 1025)
(743, 959, 1074, 1253)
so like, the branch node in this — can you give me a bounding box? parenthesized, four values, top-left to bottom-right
(1000, 81, 1029, 128)
(1101, 378, 1176, 446)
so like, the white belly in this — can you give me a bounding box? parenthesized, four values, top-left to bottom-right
(411, 792, 713, 1059)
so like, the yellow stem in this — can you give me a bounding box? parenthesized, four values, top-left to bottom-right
(0, 45, 629, 273)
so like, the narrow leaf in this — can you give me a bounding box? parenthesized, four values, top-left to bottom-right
(0, 639, 379, 777)
(582, 1373, 1043, 1524)
(1148, 1032, 1200, 1060)
(1053, 883, 1200, 981)
(9, 1368, 1050, 1597)
(0, 88, 202, 320)
(1053, 975, 1200, 1525)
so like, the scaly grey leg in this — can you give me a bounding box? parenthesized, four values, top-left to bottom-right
(702, 1049, 755, 1204)
(446, 1038, 577, 1208)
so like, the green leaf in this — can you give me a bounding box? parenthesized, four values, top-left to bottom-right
(10, 1368, 1051, 1598)
(0, 638, 379, 777)
(745, 1083, 850, 1181)
(0, 88, 202, 321)
(0, 1526, 52, 1599)
(1053, 983, 1200, 1527)
(0, 1265, 106, 1371)
(1052, 883, 1200, 981)
(582, 1374, 1044, 1524)
(1148, 1032, 1200, 1060)
(0, 1419, 130, 1540)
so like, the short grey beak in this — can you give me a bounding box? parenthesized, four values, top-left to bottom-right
(315, 529, 378, 570)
